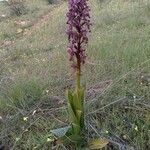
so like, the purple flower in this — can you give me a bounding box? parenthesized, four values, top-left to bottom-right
(67, 0, 91, 70)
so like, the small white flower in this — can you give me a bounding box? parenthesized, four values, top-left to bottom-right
(105, 130, 109, 134)
(46, 90, 49, 93)
(33, 146, 37, 149)
(15, 138, 20, 142)
(23, 117, 28, 121)
(47, 137, 52, 142)
(123, 135, 127, 139)
(134, 125, 138, 131)
(25, 129, 28, 132)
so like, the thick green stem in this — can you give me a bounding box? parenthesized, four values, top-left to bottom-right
(76, 68, 81, 90)
(76, 47, 81, 90)
(76, 63, 85, 132)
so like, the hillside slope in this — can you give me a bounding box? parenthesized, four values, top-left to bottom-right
(0, 0, 150, 149)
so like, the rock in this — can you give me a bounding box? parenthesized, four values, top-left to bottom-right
(17, 28, 23, 34)
(0, 145, 4, 150)
(0, 141, 4, 150)
(14, 20, 31, 27)
(1, 14, 6, 18)
(1, 40, 14, 47)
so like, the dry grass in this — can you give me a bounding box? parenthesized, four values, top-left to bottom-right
(0, 0, 150, 149)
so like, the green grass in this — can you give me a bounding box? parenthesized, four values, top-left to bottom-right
(0, 78, 43, 110)
(0, 0, 150, 149)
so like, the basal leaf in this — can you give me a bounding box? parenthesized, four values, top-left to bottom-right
(50, 126, 71, 138)
(79, 87, 85, 105)
(76, 110, 82, 122)
(66, 90, 73, 103)
(68, 134, 83, 143)
(66, 90, 76, 115)
(89, 139, 109, 149)
(72, 123, 81, 135)
(68, 103, 79, 125)
(73, 92, 82, 110)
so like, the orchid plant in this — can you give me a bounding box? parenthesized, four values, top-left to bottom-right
(51, 0, 109, 149)
(66, 0, 91, 138)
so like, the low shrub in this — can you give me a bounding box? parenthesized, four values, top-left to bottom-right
(7, 0, 27, 16)
(47, 0, 54, 4)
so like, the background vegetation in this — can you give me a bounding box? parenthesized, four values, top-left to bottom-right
(0, 0, 150, 149)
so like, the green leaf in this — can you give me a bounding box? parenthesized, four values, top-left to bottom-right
(78, 87, 85, 106)
(66, 90, 73, 103)
(68, 103, 79, 124)
(72, 123, 80, 135)
(76, 110, 82, 122)
(66, 90, 77, 117)
(68, 134, 83, 143)
(50, 126, 71, 138)
(65, 87, 85, 135)
(73, 92, 82, 111)
(89, 139, 109, 149)
(66, 90, 82, 126)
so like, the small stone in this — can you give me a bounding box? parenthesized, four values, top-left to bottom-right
(32, 110, 36, 116)
(123, 135, 127, 139)
(0, 144, 5, 150)
(1, 14, 6, 18)
(17, 28, 23, 34)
